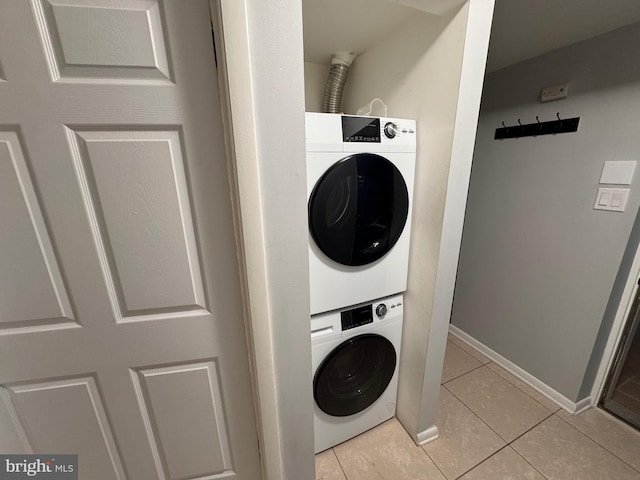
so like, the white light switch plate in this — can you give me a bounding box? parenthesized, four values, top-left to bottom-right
(600, 161, 636, 185)
(594, 187, 629, 212)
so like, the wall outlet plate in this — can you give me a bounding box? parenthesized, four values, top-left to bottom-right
(541, 83, 569, 102)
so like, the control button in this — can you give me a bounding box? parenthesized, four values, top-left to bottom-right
(375, 304, 388, 318)
(384, 122, 398, 139)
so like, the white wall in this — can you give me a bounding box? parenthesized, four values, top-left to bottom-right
(304, 61, 327, 112)
(215, 0, 314, 478)
(339, 4, 471, 440)
(452, 22, 640, 402)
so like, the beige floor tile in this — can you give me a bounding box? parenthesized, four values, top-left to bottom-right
(316, 449, 346, 480)
(512, 415, 640, 480)
(448, 333, 492, 364)
(441, 341, 482, 383)
(557, 408, 640, 473)
(423, 387, 505, 479)
(459, 447, 546, 480)
(446, 367, 552, 442)
(486, 362, 560, 412)
(333, 418, 446, 480)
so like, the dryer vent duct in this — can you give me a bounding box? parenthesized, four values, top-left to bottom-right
(322, 53, 356, 114)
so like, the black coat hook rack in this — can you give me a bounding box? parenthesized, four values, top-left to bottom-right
(495, 113, 579, 140)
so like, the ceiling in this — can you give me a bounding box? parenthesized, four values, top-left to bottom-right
(487, 0, 640, 72)
(303, 0, 640, 72)
(302, 0, 417, 64)
(302, 0, 464, 65)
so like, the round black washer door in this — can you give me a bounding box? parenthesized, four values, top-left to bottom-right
(314, 333, 397, 417)
(309, 154, 409, 266)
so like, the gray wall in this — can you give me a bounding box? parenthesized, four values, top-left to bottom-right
(451, 22, 640, 402)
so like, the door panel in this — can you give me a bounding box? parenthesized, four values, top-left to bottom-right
(33, 0, 172, 82)
(8, 377, 126, 480)
(0, 1, 261, 479)
(0, 388, 31, 454)
(134, 361, 232, 479)
(0, 131, 74, 330)
(67, 129, 207, 317)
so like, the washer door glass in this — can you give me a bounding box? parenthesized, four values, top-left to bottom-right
(314, 333, 397, 417)
(309, 154, 409, 266)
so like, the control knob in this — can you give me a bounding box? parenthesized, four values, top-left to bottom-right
(384, 122, 398, 139)
(375, 304, 388, 318)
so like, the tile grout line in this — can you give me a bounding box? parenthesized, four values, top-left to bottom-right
(451, 444, 511, 479)
(553, 411, 640, 475)
(449, 338, 492, 365)
(505, 412, 554, 480)
(451, 336, 562, 414)
(507, 410, 555, 445)
(486, 362, 562, 415)
(508, 443, 550, 480)
(441, 361, 486, 386)
(441, 358, 559, 477)
(401, 416, 449, 479)
(444, 373, 557, 446)
(421, 447, 448, 480)
(330, 447, 350, 480)
(446, 340, 486, 367)
(442, 382, 509, 444)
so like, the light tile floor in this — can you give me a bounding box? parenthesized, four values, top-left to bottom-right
(316, 333, 640, 480)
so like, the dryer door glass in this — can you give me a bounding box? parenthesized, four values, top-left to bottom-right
(314, 333, 396, 417)
(308, 154, 409, 266)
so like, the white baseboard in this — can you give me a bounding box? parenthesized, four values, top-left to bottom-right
(449, 325, 591, 415)
(417, 425, 438, 445)
(574, 397, 592, 414)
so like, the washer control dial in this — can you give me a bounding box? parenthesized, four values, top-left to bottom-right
(376, 304, 388, 318)
(384, 122, 398, 139)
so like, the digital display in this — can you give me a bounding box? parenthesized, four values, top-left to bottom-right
(342, 116, 381, 143)
(341, 304, 373, 331)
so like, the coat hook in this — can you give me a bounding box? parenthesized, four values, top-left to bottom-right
(556, 112, 561, 120)
(517, 119, 522, 126)
(536, 116, 541, 123)
(501, 121, 506, 128)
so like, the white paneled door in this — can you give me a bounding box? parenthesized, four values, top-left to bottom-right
(0, 1, 262, 479)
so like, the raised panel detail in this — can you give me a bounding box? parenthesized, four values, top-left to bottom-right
(0, 387, 32, 454)
(67, 129, 206, 319)
(33, 0, 171, 82)
(0, 132, 75, 332)
(132, 361, 233, 480)
(8, 376, 126, 480)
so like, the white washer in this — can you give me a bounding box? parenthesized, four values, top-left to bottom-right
(311, 294, 403, 453)
(306, 113, 416, 315)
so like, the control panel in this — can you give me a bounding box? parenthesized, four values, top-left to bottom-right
(310, 294, 404, 342)
(341, 115, 415, 144)
(341, 304, 373, 331)
(339, 296, 403, 331)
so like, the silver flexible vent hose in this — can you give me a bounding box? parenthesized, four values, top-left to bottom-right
(322, 53, 356, 114)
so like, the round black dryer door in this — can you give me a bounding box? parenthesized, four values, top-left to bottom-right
(309, 154, 409, 266)
(313, 333, 397, 417)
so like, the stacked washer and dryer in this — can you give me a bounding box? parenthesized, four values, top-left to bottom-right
(305, 113, 416, 453)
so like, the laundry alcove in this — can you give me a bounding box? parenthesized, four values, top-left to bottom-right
(301, 0, 495, 445)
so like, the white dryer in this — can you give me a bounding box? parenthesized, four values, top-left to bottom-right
(306, 113, 416, 315)
(311, 294, 403, 453)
